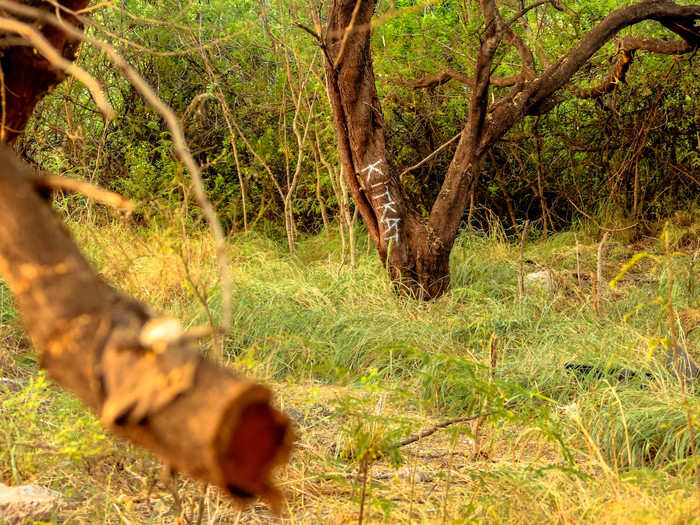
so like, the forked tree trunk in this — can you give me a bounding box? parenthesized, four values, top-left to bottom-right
(322, 0, 700, 299)
(323, 1, 453, 298)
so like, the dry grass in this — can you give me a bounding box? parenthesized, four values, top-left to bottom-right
(1, 216, 699, 524)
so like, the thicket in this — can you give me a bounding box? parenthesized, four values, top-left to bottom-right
(17, 0, 700, 242)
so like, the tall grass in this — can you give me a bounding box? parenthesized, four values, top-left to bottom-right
(0, 216, 698, 523)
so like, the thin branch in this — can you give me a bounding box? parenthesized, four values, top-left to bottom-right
(389, 68, 521, 89)
(566, 197, 638, 232)
(399, 132, 461, 180)
(518, 220, 531, 298)
(33, 173, 135, 213)
(505, 0, 562, 27)
(568, 36, 693, 98)
(332, 0, 362, 70)
(0, 0, 233, 333)
(394, 404, 518, 450)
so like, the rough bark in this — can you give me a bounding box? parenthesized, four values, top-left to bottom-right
(322, 0, 700, 299)
(0, 0, 91, 141)
(324, 0, 450, 298)
(0, 0, 293, 505)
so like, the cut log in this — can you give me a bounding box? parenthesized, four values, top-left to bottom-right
(0, 147, 293, 504)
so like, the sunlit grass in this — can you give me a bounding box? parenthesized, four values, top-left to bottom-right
(0, 216, 698, 523)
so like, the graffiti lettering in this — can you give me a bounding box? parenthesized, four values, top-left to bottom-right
(360, 159, 385, 183)
(361, 159, 401, 246)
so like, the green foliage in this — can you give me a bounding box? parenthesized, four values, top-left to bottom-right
(14, 0, 697, 236)
(0, 374, 113, 482)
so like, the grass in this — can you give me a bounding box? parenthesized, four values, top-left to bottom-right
(1, 213, 699, 523)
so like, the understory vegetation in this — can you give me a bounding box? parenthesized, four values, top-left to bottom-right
(1, 214, 698, 523)
(0, 0, 699, 522)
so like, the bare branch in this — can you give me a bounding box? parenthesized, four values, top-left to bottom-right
(0, 148, 293, 505)
(332, 0, 362, 70)
(389, 68, 521, 90)
(567, 36, 693, 99)
(526, 1, 700, 111)
(0, 0, 234, 333)
(399, 132, 461, 180)
(505, 0, 561, 27)
(33, 173, 135, 213)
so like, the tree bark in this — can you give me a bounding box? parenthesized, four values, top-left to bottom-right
(324, 0, 450, 298)
(0, 0, 89, 141)
(322, 0, 700, 299)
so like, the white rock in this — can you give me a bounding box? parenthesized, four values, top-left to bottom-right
(0, 378, 21, 392)
(0, 483, 64, 524)
(524, 270, 555, 291)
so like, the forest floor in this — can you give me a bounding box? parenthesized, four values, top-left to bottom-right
(1, 212, 700, 524)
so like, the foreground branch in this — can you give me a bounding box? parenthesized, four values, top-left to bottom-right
(33, 172, 135, 213)
(0, 147, 293, 505)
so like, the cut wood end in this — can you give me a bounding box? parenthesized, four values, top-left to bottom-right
(226, 402, 294, 509)
(213, 383, 295, 509)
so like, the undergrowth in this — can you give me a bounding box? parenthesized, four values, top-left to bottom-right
(1, 216, 699, 523)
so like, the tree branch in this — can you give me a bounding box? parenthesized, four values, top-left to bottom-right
(525, 1, 700, 112)
(566, 36, 693, 98)
(389, 68, 521, 90)
(0, 147, 293, 506)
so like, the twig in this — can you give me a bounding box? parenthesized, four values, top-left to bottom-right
(567, 197, 638, 233)
(518, 220, 531, 298)
(399, 132, 461, 180)
(505, 0, 560, 27)
(394, 404, 517, 450)
(575, 234, 583, 291)
(471, 333, 499, 459)
(596, 232, 610, 315)
(177, 247, 221, 357)
(33, 173, 134, 213)
(333, 0, 362, 70)
(357, 458, 369, 525)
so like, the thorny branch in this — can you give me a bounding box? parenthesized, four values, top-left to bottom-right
(0, 0, 233, 333)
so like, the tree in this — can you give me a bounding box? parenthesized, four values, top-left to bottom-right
(0, 0, 292, 505)
(318, 0, 700, 299)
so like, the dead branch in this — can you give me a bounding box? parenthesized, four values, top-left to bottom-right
(332, 0, 362, 70)
(399, 132, 461, 180)
(519, 220, 531, 298)
(33, 173, 134, 213)
(0, 147, 293, 505)
(594, 232, 610, 316)
(390, 402, 518, 453)
(0, 0, 233, 333)
(567, 36, 693, 98)
(398, 414, 487, 448)
(389, 68, 521, 90)
(505, 0, 562, 27)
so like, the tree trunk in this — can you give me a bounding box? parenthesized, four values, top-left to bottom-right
(323, 0, 454, 298)
(322, 0, 700, 299)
